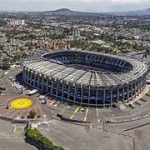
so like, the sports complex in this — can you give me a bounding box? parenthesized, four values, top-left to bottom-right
(22, 50, 148, 107)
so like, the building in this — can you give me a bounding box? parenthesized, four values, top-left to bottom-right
(69, 30, 81, 41)
(8, 19, 25, 26)
(91, 40, 111, 49)
(22, 50, 148, 107)
(32, 39, 70, 50)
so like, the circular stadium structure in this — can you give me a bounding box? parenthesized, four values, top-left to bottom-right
(22, 50, 148, 107)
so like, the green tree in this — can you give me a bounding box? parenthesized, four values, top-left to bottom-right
(27, 111, 36, 119)
(25, 128, 64, 150)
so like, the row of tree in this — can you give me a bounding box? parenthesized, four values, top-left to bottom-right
(25, 128, 64, 150)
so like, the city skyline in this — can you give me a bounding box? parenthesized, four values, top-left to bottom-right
(0, 0, 149, 12)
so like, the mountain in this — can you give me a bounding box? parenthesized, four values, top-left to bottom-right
(146, 8, 150, 11)
(1, 8, 150, 17)
(52, 8, 72, 13)
(37, 8, 103, 17)
(33, 8, 150, 17)
(112, 8, 150, 16)
(131, 8, 150, 16)
(47, 8, 76, 15)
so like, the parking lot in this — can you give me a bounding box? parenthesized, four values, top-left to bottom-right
(39, 120, 133, 150)
(0, 65, 150, 150)
(44, 82, 150, 128)
(1, 66, 150, 129)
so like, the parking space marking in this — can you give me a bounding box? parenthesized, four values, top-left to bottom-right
(70, 106, 80, 119)
(13, 126, 16, 133)
(96, 108, 102, 124)
(96, 108, 100, 117)
(60, 106, 68, 114)
(83, 108, 89, 122)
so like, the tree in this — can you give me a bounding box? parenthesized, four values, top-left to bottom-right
(0, 57, 10, 70)
(27, 111, 36, 119)
(25, 128, 64, 150)
(13, 53, 21, 61)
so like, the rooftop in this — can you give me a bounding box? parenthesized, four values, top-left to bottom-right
(23, 50, 148, 88)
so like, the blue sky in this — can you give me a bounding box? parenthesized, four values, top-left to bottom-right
(0, 0, 149, 12)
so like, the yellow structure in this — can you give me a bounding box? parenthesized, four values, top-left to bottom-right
(11, 98, 32, 109)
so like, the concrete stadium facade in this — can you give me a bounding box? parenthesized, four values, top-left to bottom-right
(22, 50, 148, 107)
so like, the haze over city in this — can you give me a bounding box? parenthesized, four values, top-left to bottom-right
(0, 0, 150, 12)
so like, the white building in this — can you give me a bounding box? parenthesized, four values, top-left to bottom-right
(8, 19, 25, 26)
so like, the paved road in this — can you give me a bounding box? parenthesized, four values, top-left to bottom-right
(39, 120, 132, 150)
(0, 137, 36, 150)
(0, 119, 35, 150)
(129, 125, 150, 150)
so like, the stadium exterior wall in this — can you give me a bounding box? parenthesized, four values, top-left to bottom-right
(22, 51, 148, 107)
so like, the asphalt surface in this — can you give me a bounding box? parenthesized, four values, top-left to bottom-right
(0, 66, 150, 150)
(0, 137, 36, 150)
(0, 119, 35, 150)
(129, 125, 150, 150)
(39, 120, 133, 150)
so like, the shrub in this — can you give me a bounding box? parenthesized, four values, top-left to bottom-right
(27, 111, 36, 119)
(25, 128, 64, 150)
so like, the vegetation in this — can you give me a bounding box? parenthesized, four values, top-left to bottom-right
(0, 87, 6, 91)
(25, 128, 64, 150)
(0, 57, 10, 70)
(97, 34, 150, 53)
(0, 87, 5, 96)
(14, 34, 37, 41)
(48, 33, 65, 40)
(27, 111, 36, 119)
(0, 19, 7, 27)
(125, 24, 150, 31)
(70, 39, 89, 49)
(13, 53, 21, 61)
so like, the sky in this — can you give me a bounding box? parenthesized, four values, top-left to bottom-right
(0, 0, 149, 12)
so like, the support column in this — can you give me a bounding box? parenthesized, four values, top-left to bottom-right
(56, 82, 59, 97)
(37, 75, 40, 89)
(29, 70, 31, 84)
(137, 81, 140, 95)
(110, 88, 113, 107)
(30, 71, 33, 86)
(103, 88, 106, 107)
(131, 83, 134, 99)
(23, 69, 27, 82)
(134, 82, 136, 98)
(140, 79, 142, 92)
(61, 83, 65, 101)
(28, 71, 30, 84)
(73, 85, 77, 104)
(41, 76, 44, 91)
(123, 87, 125, 101)
(46, 78, 49, 92)
(127, 85, 129, 100)
(26, 70, 29, 83)
(96, 87, 98, 108)
(28, 71, 31, 84)
(50, 81, 53, 95)
(88, 86, 90, 106)
(117, 88, 119, 102)
(81, 85, 83, 105)
(33, 72, 36, 87)
(67, 84, 70, 102)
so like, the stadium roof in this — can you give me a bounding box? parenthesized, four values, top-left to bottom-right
(23, 50, 148, 88)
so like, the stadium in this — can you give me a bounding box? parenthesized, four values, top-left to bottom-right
(22, 50, 148, 107)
